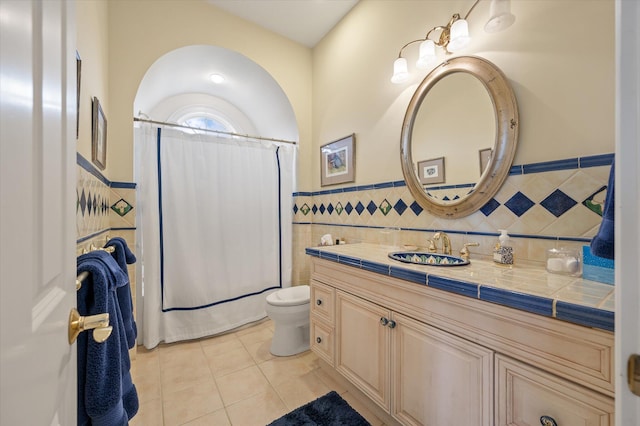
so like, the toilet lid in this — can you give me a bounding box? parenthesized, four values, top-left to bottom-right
(266, 285, 310, 307)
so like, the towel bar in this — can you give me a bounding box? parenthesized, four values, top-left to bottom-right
(76, 245, 116, 290)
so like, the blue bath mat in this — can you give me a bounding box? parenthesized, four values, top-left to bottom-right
(268, 391, 371, 426)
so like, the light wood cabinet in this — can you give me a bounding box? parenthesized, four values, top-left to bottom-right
(309, 258, 614, 426)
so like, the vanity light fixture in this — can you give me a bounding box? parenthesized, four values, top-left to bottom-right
(391, 0, 515, 84)
(209, 73, 225, 84)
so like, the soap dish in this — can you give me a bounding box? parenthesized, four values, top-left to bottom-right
(546, 248, 582, 277)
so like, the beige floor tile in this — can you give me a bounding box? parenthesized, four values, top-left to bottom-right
(243, 339, 275, 363)
(162, 380, 224, 426)
(313, 366, 349, 394)
(129, 398, 163, 426)
(181, 408, 230, 426)
(132, 370, 162, 403)
(161, 362, 214, 396)
(225, 388, 288, 426)
(207, 345, 255, 377)
(215, 365, 272, 406)
(272, 370, 332, 411)
(234, 318, 272, 336)
(258, 354, 316, 387)
(160, 344, 207, 370)
(237, 326, 274, 347)
(201, 335, 244, 359)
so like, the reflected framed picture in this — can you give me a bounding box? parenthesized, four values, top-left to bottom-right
(76, 51, 81, 140)
(320, 134, 355, 186)
(91, 97, 107, 170)
(479, 148, 492, 175)
(418, 157, 445, 185)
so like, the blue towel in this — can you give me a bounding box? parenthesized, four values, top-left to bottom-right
(77, 251, 139, 425)
(590, 159, 615, 260)
(105, 237, 138, 348)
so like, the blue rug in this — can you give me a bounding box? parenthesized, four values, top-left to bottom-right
(268, 391, 371, 426)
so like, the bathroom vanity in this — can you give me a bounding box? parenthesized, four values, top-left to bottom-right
(306, 243, 614, 426)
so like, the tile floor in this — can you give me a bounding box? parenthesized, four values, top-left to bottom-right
(130, 318, 385, 426)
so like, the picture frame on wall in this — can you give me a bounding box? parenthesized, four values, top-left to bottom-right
(417, 157, 445, 185)
(92, 96, 107, 170)
(76, 51, 81, 140)
(320, 134, 355, 186)
(479, 148, 492, 175)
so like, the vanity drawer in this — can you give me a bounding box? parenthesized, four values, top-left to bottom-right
(496, 354, 613, 426)
(311, 280, 334, 324)
(310, 318, 334, 366)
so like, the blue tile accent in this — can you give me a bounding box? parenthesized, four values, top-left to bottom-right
(361, 260, 390, 275)
(479, 287, 553, 316)
(305, 248, 321, 257)
(77, 153, 110, 186)
(505, 192, 535, 217)
(555, 302, 614, 332)
(345, 202, 354, 215)
(523, 158, 579, 174)
(292, 191, 312, 197)
(579, 154, 614, 168)
(509, 165, 524, 175)
(338, 255, 361, 268)
(319, 251, 339, 262)
(389, 266, 427, 285)
(355, 201, 365, 215)
(428, 276, 478, 298)
(541, 189, 577, 217)
(410, 201, 423, 216)
(480, 198, 501, 216)
(319, 204, 326, 214)
(374, 182, 394, 189)
(392, 180, 407, 187)
(111, 182, 137, 189)
(312, 204, 318, 214)
(343, 186, 358, 193)
(358, 184, 375, 191)
(327, 203, 334, 215)
(293, 204, 299, 214)
(366, 200, 377, 215)
(394, 199, 407, 216)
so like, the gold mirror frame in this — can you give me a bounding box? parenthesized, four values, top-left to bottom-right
(400, 56, 519, 219)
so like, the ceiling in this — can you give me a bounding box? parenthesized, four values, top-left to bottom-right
(207, 0, 359, 47)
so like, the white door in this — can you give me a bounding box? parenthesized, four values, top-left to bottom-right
(0, 0, 77, 425)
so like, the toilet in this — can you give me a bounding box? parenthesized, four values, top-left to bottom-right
(265, 285, 310, 356)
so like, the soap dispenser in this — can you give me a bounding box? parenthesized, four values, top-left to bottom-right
(493, 229, 514, 265)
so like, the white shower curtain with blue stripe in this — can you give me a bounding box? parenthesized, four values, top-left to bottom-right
(135, 125, 295, 348)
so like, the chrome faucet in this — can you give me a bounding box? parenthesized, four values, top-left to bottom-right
(432, 231, 452, 255)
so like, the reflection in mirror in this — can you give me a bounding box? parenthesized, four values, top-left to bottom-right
(400, 56, 519, 218)
(411, 72, 495, 202)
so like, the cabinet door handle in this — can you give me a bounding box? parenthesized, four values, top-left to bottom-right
(316, 299, 322, 305)
(387, 320, 396, 328)
(540, 415, 557, 426)
(380, 317, 389, 326)
(316, 337, 322, 344)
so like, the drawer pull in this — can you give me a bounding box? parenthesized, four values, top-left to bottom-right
(316, 299, 322, 305)
(316, 337, 322, 344)
(380, 317, 389, 326)
(540, 415, 557, 426)
(388, 320, 397, 329)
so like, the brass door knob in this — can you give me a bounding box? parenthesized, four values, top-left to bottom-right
(68, 308, 110, 344)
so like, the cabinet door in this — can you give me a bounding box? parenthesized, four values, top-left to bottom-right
(392, 313, 494, 426)
(336, 290, 391, 411)
(496, 354, 614, 426)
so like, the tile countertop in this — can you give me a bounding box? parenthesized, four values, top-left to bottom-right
(305, 243, 615, 332)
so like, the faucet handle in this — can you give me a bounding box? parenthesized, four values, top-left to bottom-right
(427, 239, 438, 253)
(459, 242, 480, 260)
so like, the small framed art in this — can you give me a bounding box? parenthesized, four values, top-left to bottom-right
(417, 157, 445, 185)
(320, 134, 355, 186)
(92, 97, 107, 170)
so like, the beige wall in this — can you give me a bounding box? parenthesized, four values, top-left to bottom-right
(101, 0, 312, 184)
(311, 0, 614, 190)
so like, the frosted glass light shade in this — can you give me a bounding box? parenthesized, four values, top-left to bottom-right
(447, 19, 470, 52)
(391, 57, 409, 84)
(416, 40, 437, 69)
(484, 0, 515, 33)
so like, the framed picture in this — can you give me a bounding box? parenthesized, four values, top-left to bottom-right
(320, 134, 355, 186)
(479, 148, 492, 175)
(417, 157, 445, 185)
(91, 97, 107, 170)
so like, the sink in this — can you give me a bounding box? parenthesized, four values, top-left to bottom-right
(388, 251, 469, 266)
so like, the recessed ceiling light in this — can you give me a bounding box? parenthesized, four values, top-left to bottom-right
(209, 73, 225, 84)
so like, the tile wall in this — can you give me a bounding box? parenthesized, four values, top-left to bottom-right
(292, 154, 614, 285)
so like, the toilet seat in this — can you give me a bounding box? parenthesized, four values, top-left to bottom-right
(266, 285, 310, 307)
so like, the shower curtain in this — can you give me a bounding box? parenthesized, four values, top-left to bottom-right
(135, 125, 295, 348)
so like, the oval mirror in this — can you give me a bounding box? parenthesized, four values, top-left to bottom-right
(400, 56, 519, 218)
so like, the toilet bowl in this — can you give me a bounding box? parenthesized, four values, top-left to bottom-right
(265, 285, 310, 356)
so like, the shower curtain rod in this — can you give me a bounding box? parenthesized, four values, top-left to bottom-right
(133, 117, 298, 145)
